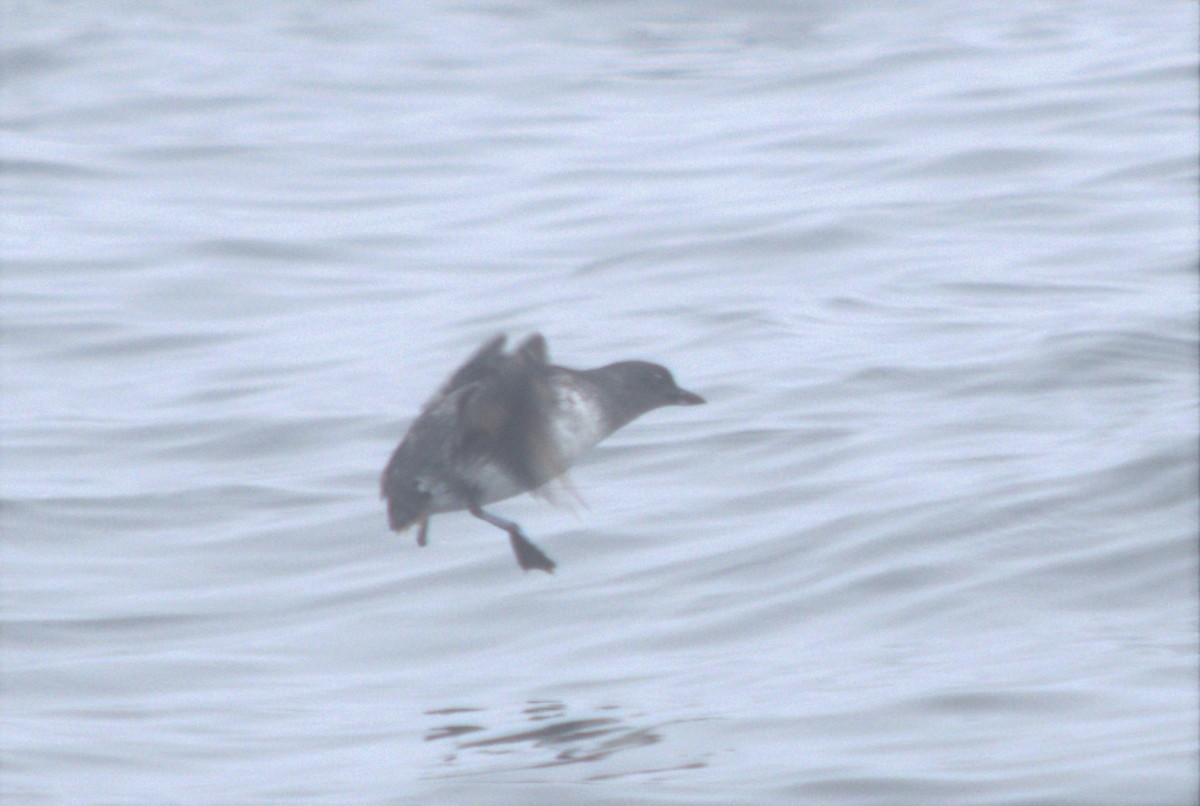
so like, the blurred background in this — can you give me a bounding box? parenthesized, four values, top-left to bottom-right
(3, 1, 1197, 803)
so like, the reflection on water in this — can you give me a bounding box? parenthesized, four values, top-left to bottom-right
(425, 700, 709, 780)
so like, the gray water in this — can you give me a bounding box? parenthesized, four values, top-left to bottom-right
(3, 1, 1198, 804)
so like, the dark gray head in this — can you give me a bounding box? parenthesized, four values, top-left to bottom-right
(584, 360, 705, 429)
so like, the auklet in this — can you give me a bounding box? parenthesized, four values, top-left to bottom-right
(381, 333, 705, 573)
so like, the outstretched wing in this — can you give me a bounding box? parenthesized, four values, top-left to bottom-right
(513, 332, 549, 365)
(453, 332, 570, 491)
(420, 334, 507, 413)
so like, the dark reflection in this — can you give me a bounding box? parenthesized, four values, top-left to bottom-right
(423, 700, 707, 779)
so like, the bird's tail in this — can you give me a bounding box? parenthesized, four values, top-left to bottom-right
(381, 472, 430, 533)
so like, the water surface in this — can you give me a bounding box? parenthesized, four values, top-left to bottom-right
(3, 1, 1197, 804)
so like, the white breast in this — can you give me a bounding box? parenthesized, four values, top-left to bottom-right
(549, 384, 609, 465)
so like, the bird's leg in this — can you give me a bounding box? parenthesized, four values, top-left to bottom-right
(416, 516, 430, 547)
(468, 505, 556, 573)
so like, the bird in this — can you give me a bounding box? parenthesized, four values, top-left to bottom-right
(381, 333, 705, 572)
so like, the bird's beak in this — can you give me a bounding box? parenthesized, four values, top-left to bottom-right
(671, 387, 706, 406)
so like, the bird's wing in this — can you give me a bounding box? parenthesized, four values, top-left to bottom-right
(420, 333, 507, 413)
(513, 332, 549, 365)
(454, 332, 569, 491)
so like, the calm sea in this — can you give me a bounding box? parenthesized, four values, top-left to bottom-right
(3, 1, 1197, 804)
